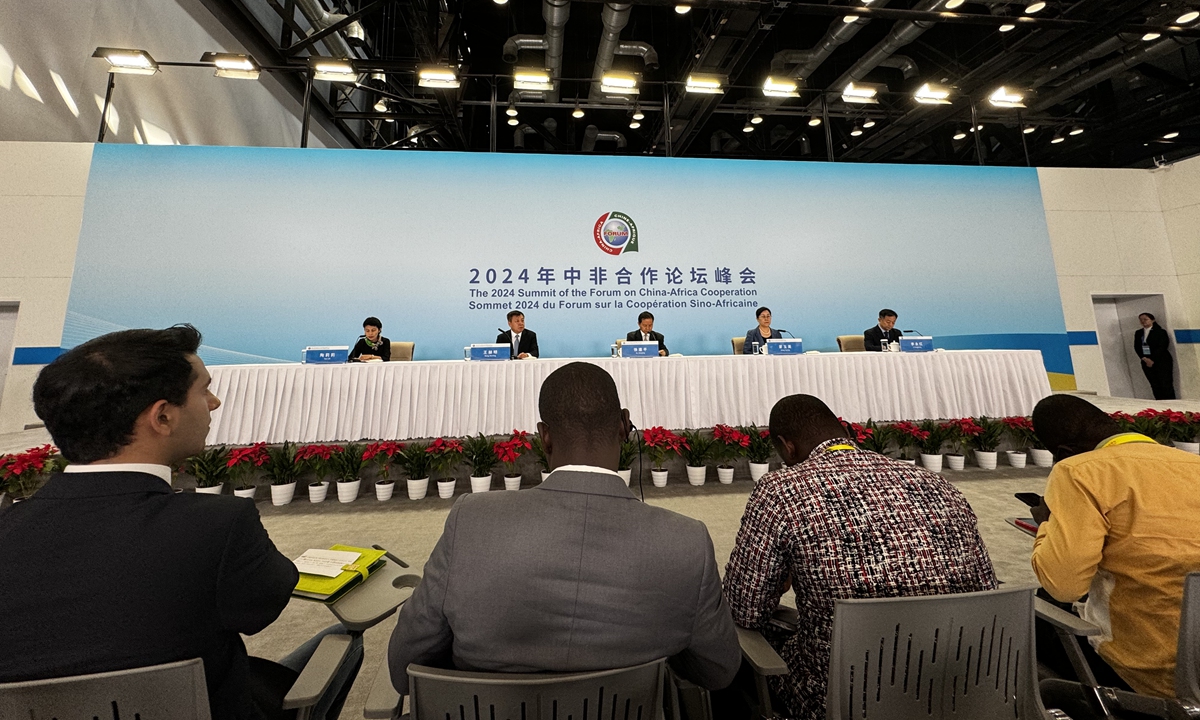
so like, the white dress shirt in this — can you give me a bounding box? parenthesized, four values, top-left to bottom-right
(64, 463, 173, 487)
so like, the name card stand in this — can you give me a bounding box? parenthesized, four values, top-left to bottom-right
(765, 338, 803, 355)
(899, 336, 934, 353)
(302, 346, 350, 364)
(620, 341, 660, 358)
(466, 344, 510, 362)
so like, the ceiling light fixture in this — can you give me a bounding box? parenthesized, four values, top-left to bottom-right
(686, 73, 726, 94)
(944, 0, 965, 7)
(913, 82, 951, 104)
(506, 104, 518, 117)
(675, 4, 692, 13)
(201, 52, 261, 80)
(808, 116, 822, 127)
(507, 117, 520, 126)
(842, 15, 860, 23)
(1143, 32, 1162, 41)
(988, 86, 1025, 107)
(999, 23, 1016, 32)
(494, 0, 508, 4)
(93, 47, 159, 75)
(1051, 132, 1064, 143)
(600, 72, 640, 95)
(1024, 1, 1046, 14)
(742, 121, 755, 133)
(633, 106, 645, 120)
(417, 65, 460, 89)
(1069, 124, 1084, 135)
(1164, 130, 1180, 139)
(1176, 10, 1199, 23)
(311, 58, 357, 82)
(850, 123, 864, 137)
(572, 103, 585, 119)
(842, 81, 882, 104)
(863, 118, 876, 128)
(1023, 125, 1036, 134)
(513, 68, 552, 91)
(630, 119, 642, 129)
(953, 129, 967, 140)
(750, 112, 764, 124)
(374, 98, 388, 112)
(762, 76, 799, 98)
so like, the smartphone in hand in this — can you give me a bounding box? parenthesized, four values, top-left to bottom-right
(1015, 492, 1043, 508)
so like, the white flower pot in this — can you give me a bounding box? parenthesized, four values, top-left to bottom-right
(437, 479, 456, 499)
(541, 471, 551, 481)
(406, 477, 429, 500)
(975, 451, 998, 470)
(308, 482, 328, 503)
(1173, 441, 1200, 455)
(270, 482, 296, 506)
(1030, 448, 1055, 467)
(336, 479, 360, 503)
(233, 486, 256, 499)
(617, 469, 632, 486)
(749, 462, 770, 482)
(195, 484, 223, 495)
(374, 480, 394, 501)
(686, 466, 707, 486)
(470, 475, 491, 493)
(651, 469, 669, 487)
(504, 475, 521, 491)
(920, 453, 943, 472)
(1006, 450, 1028, 469)
(900, 458, 917, 465)
(717, 466, 735, 484)
(945, 454, 965, 471)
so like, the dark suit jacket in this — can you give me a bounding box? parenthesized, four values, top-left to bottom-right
(626, 329, 668, 355)
(388, 470, 740, 691)
(863, 325, 903, 352)
(0, 472, 298, 720)
(495, 329, 539, 358)
(1134, 325, 1173, 367)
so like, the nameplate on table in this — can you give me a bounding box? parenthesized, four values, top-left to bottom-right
(899, 336, 934, 353)
(765, 338, 803, 355)
(621, 341, 660, 358)
(302, 346, 350, 364)
(467, 344, 510, 361)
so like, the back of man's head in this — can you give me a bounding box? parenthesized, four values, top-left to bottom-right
(1031, 395, 1120, 460)
(769, 394, 847, 462)
(539, 362, 622, 447)
(33, 325, 203, 464)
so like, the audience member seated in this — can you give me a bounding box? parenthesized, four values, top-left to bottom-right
(349, 316, 390, 362)
(0, 325, 362, 720)
(723, 394, 997, 720)
(1030, 394, 1200, 698)
(388, 361, 740, 691)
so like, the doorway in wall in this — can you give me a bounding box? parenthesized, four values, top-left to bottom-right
(1091, 294, 1179, 399)
(0, 302, 17, 408)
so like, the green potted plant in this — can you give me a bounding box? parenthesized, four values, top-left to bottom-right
(0, 444, 61, 502)
(227, 442, 269, 499)
(464, 433, 499, 493)
(740, 426, 773, 481)
(494, 430, 532, 491)
(1001, 417, 1034, 468)
(397, 441, 432, 500)
(853, 420, 893, 457)
(642, 426, 685, 487)
(618, 438, 638, 485)
(263, 441, 301, 506)
(364, 440, 405, 501)
(329, 443, 365, 503)
(711, 424, 750, 484)
(295, 444, 341, 502)
(530, 435, 551, 481)
(941, 419, 978, 471)
(916, 420, 948, 472)
(1162, 410, 1200, 454)
(891, 422, 922, 464)
(427, 437, 465, 499)
(968, 417, 1005, 470)
(679, 429, 714, 486)
(183, 445, 230, 495)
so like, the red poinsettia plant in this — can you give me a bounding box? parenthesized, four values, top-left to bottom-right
(364, 440, 406, 480)
(1153, 410, 1200, 443)
(1002, 416, 1038, 450)
(295, 443, 345, 483)
(493, 430, 533, 476)
(942, 418, 982, 455)
(227, 442, 270, 488)
(711, 424, 751, 467)
(0, 444, 64, 498)
(740, 426, 774, 464)
(891, 421, 927, 459)
(642, 426, 688, 470)
(426, 437, 465, 478)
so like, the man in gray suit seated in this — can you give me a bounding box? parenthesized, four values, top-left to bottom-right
(388, 362, 741, 691)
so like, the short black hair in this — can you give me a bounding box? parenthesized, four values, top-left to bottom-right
(1139, 312, 1156, 322)
(769, 394, 846, 447)
(1031, 395, 1119, 454)
(33, 325, 203, 464)
(756, 306, 771, 319)
(507, 310, 524, 321)
(539, 362, 622, 444)
(363, 316, 382, 329)
(879, 308, 897, 319)
(637, 311, 654, 323)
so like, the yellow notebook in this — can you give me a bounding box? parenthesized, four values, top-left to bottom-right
(292, 544, 388, 603)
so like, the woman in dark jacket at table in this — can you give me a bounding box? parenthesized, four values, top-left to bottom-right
(349, 316, 390, 362)
(1134, 312, 1175, 400)
(743, 307, 783, 354)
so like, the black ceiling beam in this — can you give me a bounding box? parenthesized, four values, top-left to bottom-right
(284, 0, 394, 55)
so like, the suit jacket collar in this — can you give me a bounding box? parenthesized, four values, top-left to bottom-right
(536, 470, 638, 500)
(34, 472, 175, 500)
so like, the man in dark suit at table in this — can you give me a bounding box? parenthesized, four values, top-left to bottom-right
(863, 308, 903, 352)
(388, 362, 740, 691)
(0, 325, 360, 720)
(496, 310, 539, 359)
(626, 311, 669, 356)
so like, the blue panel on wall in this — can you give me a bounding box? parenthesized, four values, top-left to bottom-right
(12, 347, 64, 365)
(1066, 331, 1099, 346)
(933, 334, 1073, 375)
(1176, 329, 1200, 344)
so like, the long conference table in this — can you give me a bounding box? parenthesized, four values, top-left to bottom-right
(205, 350, 1052, 445)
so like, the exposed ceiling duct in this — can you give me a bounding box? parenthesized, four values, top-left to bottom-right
(583, 125, 627, 151)
(588, 3, 659, 102)
(502, 0, 570, 102)
(1030, 36, 1129, 89)
(1031, 36, 1196, 111)
(293, 0, 356, 59)
(878, 55, 918, 80)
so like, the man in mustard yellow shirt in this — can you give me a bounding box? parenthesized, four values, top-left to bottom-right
(1030, 395, 1200, 698)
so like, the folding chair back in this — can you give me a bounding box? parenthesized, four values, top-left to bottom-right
(826, 586, 1050, 719)
(0, 658, 210, 720)
(1176, 572, 1200, 704)
(408, 658, 667, 720)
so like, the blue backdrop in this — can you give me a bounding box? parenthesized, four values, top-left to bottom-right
(67, 144, 1071, 373)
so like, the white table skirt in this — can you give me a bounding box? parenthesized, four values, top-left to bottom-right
(205, 350, 1051, 445)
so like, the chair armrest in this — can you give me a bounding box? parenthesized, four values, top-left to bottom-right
(282, 634, 352, 710)
(364, 652, 403, 719)
(1036, 597, 1102, 637)
(736, 627, 789, 676)
(769, 606, 798, 632)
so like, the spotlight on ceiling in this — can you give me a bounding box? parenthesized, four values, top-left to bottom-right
(1069, 124, 1084, 136)
(842, 81, 882, 104)
(1143, 32, 1162, 41)
(507, 117, 520, 126)
(742, 121, 755, 133)
(675, 4, 692, 13)
(374, 98, 388, 112)
(988, 86, 1026, 108)
(494, 0, 508, 5)
(630, 119, 642, 129)
(952, 126, 968, 140)
(513, 68, 553, 91)
(944, 0, 965, 7)
(999, 23, 1016, 32)
(1024, 1, 1046, 14)
(842, 15, 860, 23)
(93, 47, 159, 75)
(633, 106, 645, 121)
(913, 82, 951, 104)
(1177, 10, 1199, 23)
(762, 76, 800, 98)
(1164, 131, 1180, 139)
(808, 116, 822, 127)
(506, 104, 518, 117)
(750, 112, 764, 125)
(1023, 125, 1036, 134)
(862, 118, 876, 128)
(600, 72, 640, 95)
(686, 73, 726, 94)
(1051, 132, 1065, 144)
(572, 103, 585, 119)
(310, 58, 357, 82)
(850, 123, 864, 137)
(201, 52, 260, 80)
(417, 65, 460, 89)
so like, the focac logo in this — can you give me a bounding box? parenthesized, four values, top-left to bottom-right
(593, 211, 639, 256)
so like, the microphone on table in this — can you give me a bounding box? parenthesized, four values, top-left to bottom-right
(776, 329, 794, 338)
(497, 328, 505, 334)
(903, 329, 923, 336)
